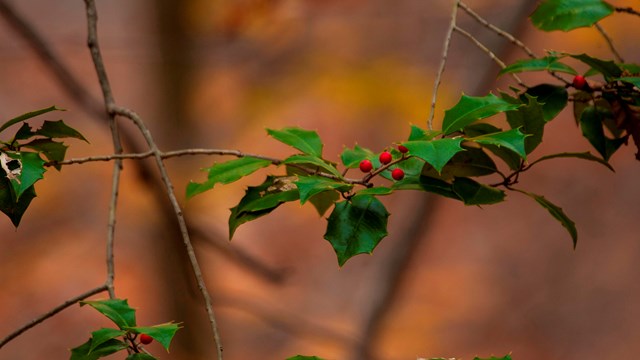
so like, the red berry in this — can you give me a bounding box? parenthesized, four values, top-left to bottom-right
(398, 145, 409, 154)
(572, 75, 587, 90)
(140, 334, 153, 345)
(379, 151, 393, 164)
(391, 168, 405, 181)
(359, 159, 373, 173)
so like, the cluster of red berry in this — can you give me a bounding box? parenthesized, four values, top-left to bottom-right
(358, 145, 408, 181)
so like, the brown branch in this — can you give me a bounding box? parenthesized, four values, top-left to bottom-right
(615, 6, 640, 17)
(0, 284, 108, 348)
(428, 0, 461, 130)
(594, 23, 624, 63)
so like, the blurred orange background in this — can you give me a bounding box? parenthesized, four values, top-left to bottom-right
(1, 0, 640, 359)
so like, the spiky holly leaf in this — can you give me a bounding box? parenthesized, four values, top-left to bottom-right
(452, 177, 505, 205)
(282, 154, 342, 178)
(470, 128, 529, 160)
(127, 323, 181, 352)
(421, 147, 498, 181)
(340, 144, 376, 168)
(408, 124, 441, 141)
(267, 127, 323, 157)
(294, 176, 352, 204)
(35, 120, 88, 142)
(530, 151, 614, 172)
(23, 139, 69, 170)
(126, 354, 157, 360)
(514, 189, 577, 248)
(186, 157, 272, 199)
(570, 53, 622, 80)
(441, 93, 520, 135)
(499, 56, 577, 76)
(402, 138, 465, 173)
(87, 328, 126, 354)
(6, 152, 46, 201)
(579, 106, 625, 161)
(0, 177, 35, 227)
(531, 0, 614, 31)
(503, 94, 546, 153)
(0, 105, 63, 134)
(474, 355, 512, 360)
(324, 195, 389, 266)
(70, 338, 127, 360)
(81, 299, 137, 329)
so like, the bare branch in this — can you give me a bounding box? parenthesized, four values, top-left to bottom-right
(428, 0, 461, 130)
(615, 6, 640, 17)
(0, 285, 108, 348)
(594, 23, 624, 63)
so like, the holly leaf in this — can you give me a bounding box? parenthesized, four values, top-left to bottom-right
(6, 152, 46, 201)
(617, 76, 640, 88)
(70, 338, 127, 360)
(35, 120, 88, 142)
(530, 0, 614, 31)
(521, 84, 568, 122)
(452, 177, 505, 205)
(421, 147, 497, 181)
(530, 151, 614, 172)
(0, 105, 63, 134)
(267, 127, 323, 157)
(81, 299, 137, 329)
(441, 93, 520, 135)
(356, 186, 394, 196)
(402, 138, 465, 173)
(570, 53, 622, 80)
(23, 139, 69, 170)
(308, 189, 340, 216)
(229, 176, 299, 238)
(408, 124, 440, 141)
(88, 328, 127, 354)
(499, 56, 577, 76)
(580, 106, 625, 161)
(126, 354, 157, 360)
(340, 144, 376, 168)
(294, 176, 352, 204)
(127, 322, 181, 352)
(514, 189, 577, 248)
(469, 128, 529, 159)
(186, 157, 272, 199)
(474, 356, 512, 360)
(0, 177, 35, 227)
(282, 154, 342, 178)
(324, 195, 389, 266)
(286, 356, 326, 360)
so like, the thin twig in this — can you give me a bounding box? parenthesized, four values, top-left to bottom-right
(594, 23, 624, 63)
(615, 6, 640, 17)
(453, 26, 526, 88)
(0, 285, 108, 348)
(428, 0, 461, 130)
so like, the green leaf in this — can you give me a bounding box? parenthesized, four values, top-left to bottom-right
(286, 356, 326, 360)
(340, 144, 376, 168)
(452, 177, 505, 205)
(127, 322, 181, 352)
(522, 84, 569, 122)
(402, 138, 465, 173)
(70, 338, 127, 360)
(408, 124, 440, 141)
(267, 127, 323, 157)
(36, 120, 88, 142)
(294, 176, 352, 204)
(23, 139, 69, 170)
(88, 328, 126, 354)
(7, 152, 46, 201)
(463, 123, 522, 170)
(530, 151, 614, 171)
(229, 176, 299, 238)
(186, 157, 272, 199)
(324, 195, 389, 266)
(282, 154, 342, 178)
(421, 147, 497, 181)
(499, 56, 577, 76)
(13, 123, 35, 141)
(0, 106, 62, 134)
(617, 76, 640, 88)
(570, 53, 622, 79)
(308, 189, 340, 216)
(81, 299, 137, 329)
(580, 106, 625, 160)
(356, 186, 394, 196)
(514, 189, 577, 248)
(474, 355, 512, 360)
(530, 0, 614, 31)
(126, 354, 157, 360)
(0, 178, 35, 227)
(470, 128, 529, 159)
(442, 93, 520, 135)
(394, 175, 461, 200)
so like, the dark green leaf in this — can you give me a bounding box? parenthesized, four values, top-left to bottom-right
(514, 189, 577, 248)
(474, 355, 512, 360)
(13, 123, 35, 141)
(617, 76, 640, 88)
(36, 120, 88, 142)
(522, 84, 569, 122)
(294, 176, 352, 204)
(570, 53, 622, 79)
(470, 129, 529, 159)
(81, 299, 137, 329)
(340, 144, 376, 168)
(7, 152, 46, 201)
(127, 322, 181, 352)
(126, 354, 157, 360)
(442, 93, 521, 135)
(421, 147, 497, 181)
(402, 138, 465, 173)
(186, 157, 271, 199)
(572, 91, 593, 125)
(463, 123, 521, 170)
(530, 0, 614, 31)
(0, 106, 62, 134)
(408, 124, 440, 141)
(282, 154, 342, 178)
(324, 195, 389, 266)
(452, 177, 505, 205)
(70, 338, 127, 360)
(356, 186, 394, 196)
(406, 175, 461, 201)
(499, 56, 577, 76)
(23, 139, 68, 170)
(286, 356, 326, 360)
(267, 127, 323, 157)
(580, 106, 625, 160)
(88, 328, 126, 354)
(503, 93, 546, 153)
(229, 176, 299, 238)
(308, 189, 340, 216)
(530, 151, 614, 171)
(0, 177, 35, 227)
